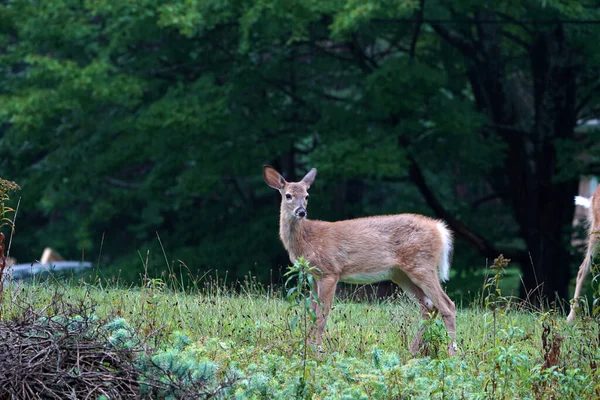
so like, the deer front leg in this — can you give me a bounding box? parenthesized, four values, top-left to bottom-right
(309, 275, 338, 348)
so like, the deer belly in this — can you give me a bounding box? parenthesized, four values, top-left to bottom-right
(340, 270, 393, 284)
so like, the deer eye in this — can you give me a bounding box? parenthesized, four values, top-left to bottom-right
(305, 195, 309, 200)
(285, 193, 292, 200)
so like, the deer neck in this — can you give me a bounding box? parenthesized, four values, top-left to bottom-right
(279, 211, 310, 259)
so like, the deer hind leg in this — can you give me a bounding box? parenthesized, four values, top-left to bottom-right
(567, 234, 599, 322)
(392, 271, 437, 356)
(398, 267, 457, 356)
(309, 275, 338, 348)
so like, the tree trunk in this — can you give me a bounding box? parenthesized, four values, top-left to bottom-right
(459, 23, 579, 303)
(517, 26, 578, 302)
(522, 191, 575, 303)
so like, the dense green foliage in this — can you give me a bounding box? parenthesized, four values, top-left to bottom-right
(2, 0, 600, 300)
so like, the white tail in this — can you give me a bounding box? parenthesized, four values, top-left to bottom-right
(567, 188, 600, 322)
(575, 196, 592, 208)
(437, 221, 453, 282)
(264, 166, 457, 355)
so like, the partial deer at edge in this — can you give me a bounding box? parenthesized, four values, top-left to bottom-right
(567, 185, 600, 322)
(264, 166, 457, 355)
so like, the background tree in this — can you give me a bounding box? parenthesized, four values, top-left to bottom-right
(1, 0, 599, 303)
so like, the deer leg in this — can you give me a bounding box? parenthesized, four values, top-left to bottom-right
(393, 272, 438, 355)
(402, 269, 457, 356)
(309, 275, 338, 348)
(415, 302, 438, 356)
(567, 235, 598, 322)
(439, 290, 458, 355)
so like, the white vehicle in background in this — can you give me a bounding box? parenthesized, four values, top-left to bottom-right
(6, 247, 92, 280)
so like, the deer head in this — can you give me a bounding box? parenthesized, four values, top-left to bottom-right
(263, 166, 317, 220)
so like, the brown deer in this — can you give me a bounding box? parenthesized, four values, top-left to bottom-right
(40, 247, 65, 264)
(567, 185, 600, 322)
(264, 166, 457, 355)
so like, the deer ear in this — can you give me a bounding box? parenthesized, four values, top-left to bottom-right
(263, 165, 286, 191)
(301, 168, 317, 189)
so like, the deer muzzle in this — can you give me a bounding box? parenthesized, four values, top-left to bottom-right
(295, 207, 307, 218)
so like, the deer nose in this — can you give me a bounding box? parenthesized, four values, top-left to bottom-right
(295, 208, 307, 218)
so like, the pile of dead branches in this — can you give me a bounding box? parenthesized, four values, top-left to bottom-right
(0, 294, 241, 400)
(0, 299, 145, 399)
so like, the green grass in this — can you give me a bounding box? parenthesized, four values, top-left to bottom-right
(1, 273, 599, 399)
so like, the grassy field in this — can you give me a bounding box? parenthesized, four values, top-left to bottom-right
(1, 266, 599, 399)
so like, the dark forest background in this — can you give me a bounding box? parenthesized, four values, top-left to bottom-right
(2, 0, 600, 303)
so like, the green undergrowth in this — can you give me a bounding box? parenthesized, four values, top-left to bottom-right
(1, 268, 599, 400)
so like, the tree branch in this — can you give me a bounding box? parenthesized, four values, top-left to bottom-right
(500, 30, 530, 50)
(575, 79, 600, 116)
(496, 12, 534, 35)
(429, 23, 477, 60)
(407, 155, 526, 262)
(409, 0, 426, 61)
(350, 34, 377, 73)
(104, 177, 142, 190)
(257, 76, 321, 118)
(470, 192, 506, 210)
